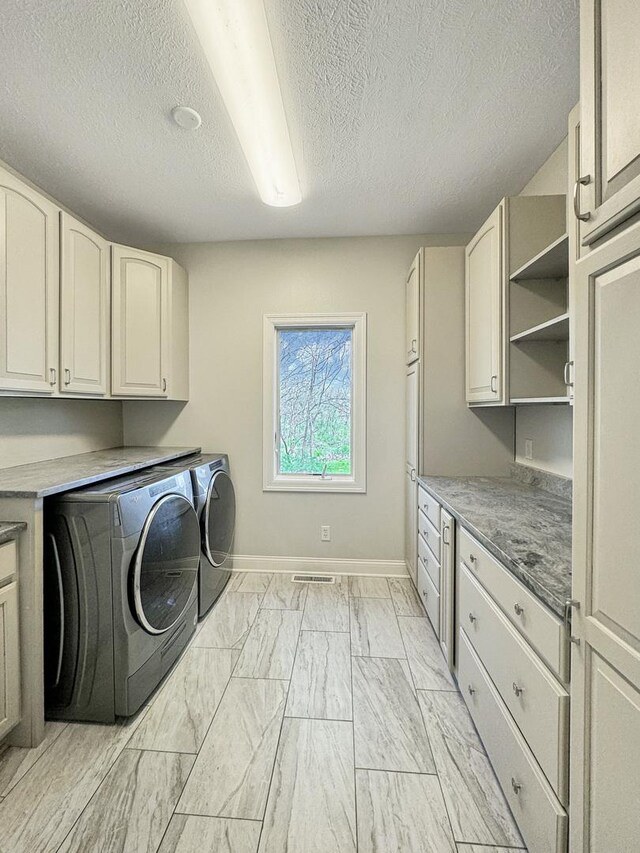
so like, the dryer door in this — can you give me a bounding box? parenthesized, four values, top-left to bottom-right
(203, 470, 236, 567)
(132, 494, 200, 634)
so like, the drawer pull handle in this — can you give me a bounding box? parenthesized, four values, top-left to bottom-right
(514, 603, 524, 617)
(511, 777, 522, 795)
(467, 685, 475, 696)
(512, 682, 524, 697)
(573, 174, 592, 222)
(469, 554, 477, 565)
(423, 529, 428, 539)
(468, 612, 477, 624)
(422, 589, 428, 599)
(442, 525, 450, 546)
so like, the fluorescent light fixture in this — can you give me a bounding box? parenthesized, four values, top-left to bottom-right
(183, 0, 302, 207)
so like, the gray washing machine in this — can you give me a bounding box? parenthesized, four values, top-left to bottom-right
(154, 453, 235, 617)
(43, 468, 200, 723)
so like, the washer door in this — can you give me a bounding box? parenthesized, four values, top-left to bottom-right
(132, 493, 200, 634)
(203, 470, 236, 567)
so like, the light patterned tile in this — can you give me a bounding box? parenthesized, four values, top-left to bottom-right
(398, 616, 456, 690)
(158, 815, 261, 853)
(302, 577, 349, 632)
(352, 656, 435, 773)
(0, 721, 67, 797)
(234, 608, 302, 680)
(350, 598, 405, 658)
(129, 647, 239, 753)
(261, 573, 308, 610)
(348, 576, 390, 598)
(258, 718, 356, 853)
(357, 769, 456, 853)
(57, 750, 193, 853)
(227, 572, 273, 594)
(456, 845, 526, 852)
(286, 631, 351, 720)
(0, 713, 146, 853)
(194, 593, 262, 650)
(388, 577, 424, 616)
(177, 678, 287, 820)
(417, 689, 484, 753)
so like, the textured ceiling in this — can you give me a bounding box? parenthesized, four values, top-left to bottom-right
(0, 0, 579, 244)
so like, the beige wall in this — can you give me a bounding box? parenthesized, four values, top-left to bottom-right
(123, 234, 465, 563)
(516, 134, 573, 477)
(0, 398, 123, 469)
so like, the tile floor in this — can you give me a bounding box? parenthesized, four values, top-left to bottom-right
(0, 572, 527, 853)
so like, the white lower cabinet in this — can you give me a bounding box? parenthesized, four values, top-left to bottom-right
(0, 540, 20, 741)
(457, 527, 569, 852)
(459, 629, 568, 853)
(416, 556, 440, 635)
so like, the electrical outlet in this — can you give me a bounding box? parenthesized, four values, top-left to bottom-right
(524, 439, 533, 460)
(320, 525, 331, 542)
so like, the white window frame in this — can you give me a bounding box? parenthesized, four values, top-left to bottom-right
(263, 312, 367, 493)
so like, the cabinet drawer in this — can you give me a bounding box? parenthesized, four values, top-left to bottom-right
(0, 540, 17, 585)
(460, 565, 569, 803)
(417, 485, 440, 529)
(417, 557, 440, 636)
(458, 628, 568, 853)
(0, 581, 20, 739)
(417, 509, 441, 561)
(458, 527, 567, 680)
(418, 533, 440, 590)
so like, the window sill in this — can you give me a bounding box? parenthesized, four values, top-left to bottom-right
(263, 476, 366, 494)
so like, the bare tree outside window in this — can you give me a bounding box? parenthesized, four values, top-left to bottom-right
(278, 328, 352, 475)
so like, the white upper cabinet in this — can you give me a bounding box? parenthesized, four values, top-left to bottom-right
(465, 204, 503, 404)
(111, 244, 169, 397)
(0, 165, 59, 393)
(60, 213, 110, 395)
(405, 252, 420, 364)
(111, 245, 189, 400)
(579, 0, 640, 245)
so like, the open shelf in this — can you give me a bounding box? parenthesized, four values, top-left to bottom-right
(510, 233, 569, 281)
(510, 396, 571, 405)
(510, 312, 569, 343)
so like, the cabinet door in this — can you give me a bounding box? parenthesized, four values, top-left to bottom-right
(111, 245, 169, 397)
(405, 469, 417, 585)
(60, 213, 110, 395)
(439, 509, 455, 671)
(405, 252, 420, 364)
(0, 166, 59, 393)
(580, 0, 640, 245)
(570, 220, 640, 852)
(405, 361, 419, 471)
(465, 204, 503, 403)
(0, 581, 20, 740)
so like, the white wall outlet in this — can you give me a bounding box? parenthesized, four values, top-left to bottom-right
(320, 525, 331, 542)
(524, 439, 533, 460)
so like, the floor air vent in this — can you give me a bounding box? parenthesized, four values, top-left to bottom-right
(292, 574, 336, 584)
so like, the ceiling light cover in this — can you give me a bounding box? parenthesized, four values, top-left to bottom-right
(183, 0, 302, 207)
(172, 105, 202, 130)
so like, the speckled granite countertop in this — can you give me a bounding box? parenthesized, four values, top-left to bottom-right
(418, 475, 572, 618)
(0, 446, 201, 498)
(0, 521, 26, 545)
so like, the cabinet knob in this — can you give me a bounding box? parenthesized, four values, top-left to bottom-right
(468, 612, 476, 624)
(513, 603, 524, 617)
(467, 684, 475, 696)
(469, 554, 477, 565)
(422, 588, 428, 599)
(573, 174, 592, 222)
(511, 777, 522, 795)
(512, 681, 524, 697)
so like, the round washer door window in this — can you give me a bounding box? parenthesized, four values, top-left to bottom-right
(204, 470, 236, 567)
(132, 493, 200, 634)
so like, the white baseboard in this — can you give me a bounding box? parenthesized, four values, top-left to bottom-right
(231, 554, 408, 578)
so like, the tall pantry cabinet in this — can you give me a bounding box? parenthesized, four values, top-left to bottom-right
(569, 3, 640, 851)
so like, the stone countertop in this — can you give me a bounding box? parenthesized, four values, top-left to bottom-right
(0, 521, 26, 545)
(418, 475, 572, 619)
(0, 446, 201, 498)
